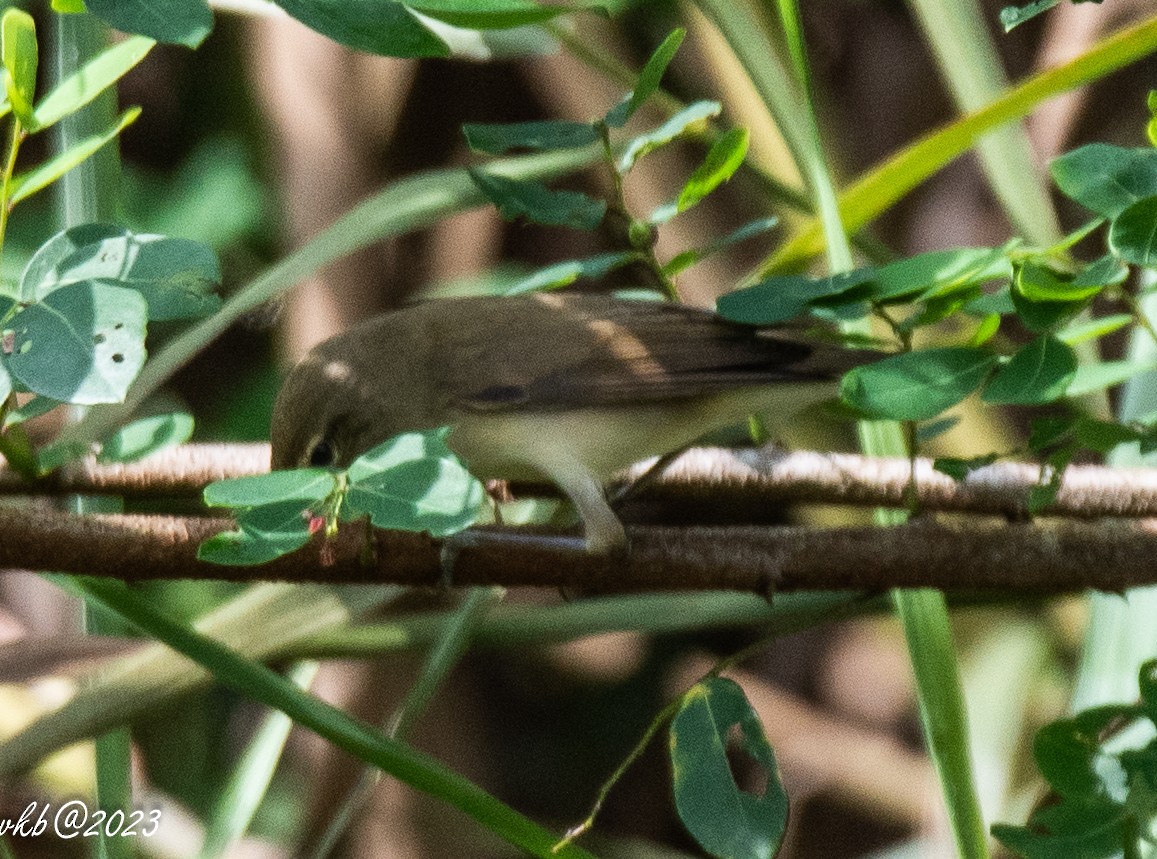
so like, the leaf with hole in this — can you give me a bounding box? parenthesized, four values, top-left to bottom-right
(982, 336, 1077, 406)
(670, 677, 787, 859)
(5, 281, 147, 405)
(841, 348, 996, 421)
(23, 224, 222, 319)
(469, 170, 606, 230)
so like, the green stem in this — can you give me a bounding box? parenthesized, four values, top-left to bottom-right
(1119, 287, 1157, 351)
(0, 119, 23, 260)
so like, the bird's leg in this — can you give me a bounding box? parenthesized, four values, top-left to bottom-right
(438, 456, 627, 586)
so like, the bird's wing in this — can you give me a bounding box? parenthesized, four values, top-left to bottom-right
(436, 294, 869, 413)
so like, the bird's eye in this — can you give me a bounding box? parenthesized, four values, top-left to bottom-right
(309, 440, 337, 467)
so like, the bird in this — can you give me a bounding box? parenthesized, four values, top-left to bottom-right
(270, 292, 875, 553)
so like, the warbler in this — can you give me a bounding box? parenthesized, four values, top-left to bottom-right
(270, 292, 873, 552)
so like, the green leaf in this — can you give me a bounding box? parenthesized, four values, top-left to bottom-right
(662, 127, 749, 219)
(1011, 264, 1088, 333)
(98, 412, 194, 463)
(1051, 144, 1157, 219)
(605, 28, 685, 128)
(343, 429, 484, 537)
(462, 120, 598, 154)
(1, 8, 36, 126)
(618, 100, 722, 173)
(841, 348, 996, 421)
(1015, 261, 1104, 303)
(9, 107, 141, 206)
(197, 501, 314, 566)
(669, 677, 787, 859)
(53, 0, 87, 11)
(2, 394, 57, 429)
(999, 0, 1058, 32)
(23, 224, 222, 319)
(271, 0, 448, 58)
(1073, 417, 1139, 454)
(992, 803, 1129, 859)
(716, 274, 844, 325)
(965, 285, 1016, 317)
(1108, 195, 1157, 267)
(917, 416, 960, 442)
(982, 336, 1078, 405)
(1072, 255, 1129, 291)
(897, 288, 983, 333)
(86, 0, 212, 48)
(469, 170, 606, 230)
(1028, 414, 1077, 451)
(1140, 660, 1157, 722)
(407, 0, 570, 29)
(934, 453, 1000, 481)
(664, 217, 777, 277)
(31, 35, 154, 132)
(878, 247, 1010, 303)
(1034, 716, 1125, 800)
(203, 469, 336, 508)
(1067, 360, 1157, 397)
(1055, 314, 1133, 346)
(6, 281, 147, 405)
(969, 312, 1002, 346)
(504, 251, 639, 295)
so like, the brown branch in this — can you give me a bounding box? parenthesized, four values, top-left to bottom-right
(2, 506, 1154, 592)
(7, 443, 271, 497)
(11, 444, 1157, 519)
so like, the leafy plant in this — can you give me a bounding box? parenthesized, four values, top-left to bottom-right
(993, 660, 1157, 858)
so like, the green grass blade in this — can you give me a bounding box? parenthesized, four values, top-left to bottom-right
(59, 577, 600, 859)
(764, 14, 1157, 274)
(906, 0, 1061, 246)
(198, 661, 320, 859)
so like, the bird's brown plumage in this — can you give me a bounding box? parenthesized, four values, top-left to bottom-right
(271, 293, 875, 551)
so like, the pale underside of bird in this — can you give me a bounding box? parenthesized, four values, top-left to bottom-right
(271, 292, 873, 552)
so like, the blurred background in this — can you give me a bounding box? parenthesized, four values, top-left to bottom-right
(1, 0, 1156, 856)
